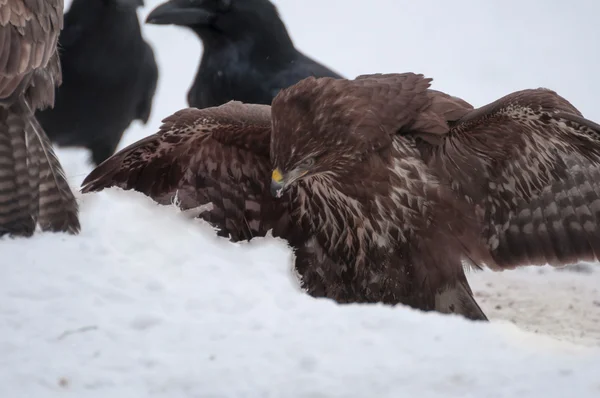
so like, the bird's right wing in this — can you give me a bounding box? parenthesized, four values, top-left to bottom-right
(81, 101, 286, 241)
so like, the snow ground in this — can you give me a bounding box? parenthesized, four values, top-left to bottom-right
(2, 185, 600, 398)
(2, 0, 600, 396)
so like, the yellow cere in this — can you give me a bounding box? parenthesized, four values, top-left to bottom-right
(272, 168, 283, 183)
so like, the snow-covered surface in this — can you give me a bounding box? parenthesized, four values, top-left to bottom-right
(2, 0, 600, 396)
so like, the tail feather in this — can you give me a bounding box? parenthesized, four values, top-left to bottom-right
(27, 111, 80, 234)
(0, 107, 35, 236)
(26, 116, 41, 226)
(0, 101, 80, 237)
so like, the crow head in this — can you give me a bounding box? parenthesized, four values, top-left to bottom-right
(145, 0, 290, 44)
(145, 0, 226, 26)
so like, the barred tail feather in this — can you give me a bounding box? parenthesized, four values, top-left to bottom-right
(27, 112, 80, 234)
(26, 116, 41, 225)
(0, 107, 35, 236)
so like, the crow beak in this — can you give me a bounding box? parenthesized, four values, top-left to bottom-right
(146, 0, 216, 26)
(270, 168, 285, 198)
(114, 0, 143, 8)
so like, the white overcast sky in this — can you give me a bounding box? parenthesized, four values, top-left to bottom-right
(275, 0, 600, 120)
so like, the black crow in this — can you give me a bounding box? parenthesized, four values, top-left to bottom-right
(36, 0, 159, 166)
(145, 0, 342, 109)
(0, 0, 80, 237)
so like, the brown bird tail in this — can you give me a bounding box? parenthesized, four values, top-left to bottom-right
(434, 278, 488, 322)
(0, 107, 36, 236)
(26, 111, 80, 234)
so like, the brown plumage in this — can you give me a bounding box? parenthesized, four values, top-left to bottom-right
(81, 72, 600, 321)
(0, 0, 80, 237)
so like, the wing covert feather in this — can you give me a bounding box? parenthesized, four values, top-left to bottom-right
(81, 101, 286, 241)
(420, 88, 600, 269)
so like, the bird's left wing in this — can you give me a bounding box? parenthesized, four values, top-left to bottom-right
(81, 101, 288, 242)
(413, 88, 600, 270)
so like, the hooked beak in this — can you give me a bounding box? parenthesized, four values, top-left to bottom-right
(146, 0, 216, 26)
(270, 168, 308, 198)
(270, 168, 285, 198)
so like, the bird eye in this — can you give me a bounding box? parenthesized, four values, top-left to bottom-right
(302, 157, 315, 168)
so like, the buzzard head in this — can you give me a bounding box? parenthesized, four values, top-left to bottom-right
(269, 77, 393, 198)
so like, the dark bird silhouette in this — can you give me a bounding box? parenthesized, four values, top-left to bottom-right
(0, 0, 80, 237)
(145, 0, 341, 109)
(80, 73, 600, 321)
(36, 0, 159, 166)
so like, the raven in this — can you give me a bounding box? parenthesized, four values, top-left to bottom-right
(145, 0, 342, 109)
(0, 0, 80, 237)
(36, 0, 159, 166)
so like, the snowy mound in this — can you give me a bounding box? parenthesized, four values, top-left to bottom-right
(1, 188, 600, 397)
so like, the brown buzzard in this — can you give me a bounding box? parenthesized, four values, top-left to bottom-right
(0, 0, 80, 237)
(81, 73, 600, 321)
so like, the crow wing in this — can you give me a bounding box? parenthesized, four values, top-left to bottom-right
(269, 52, 343, 99)
(135, 42, 158, 124)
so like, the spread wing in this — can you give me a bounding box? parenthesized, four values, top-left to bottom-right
(413, 85, 600, 269)
(81, 101, 288, 242)
(346, 72, 600, 271)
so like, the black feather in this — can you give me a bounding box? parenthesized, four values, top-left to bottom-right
(145, 0, 341, 109)
(36, 0, 159, 166)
